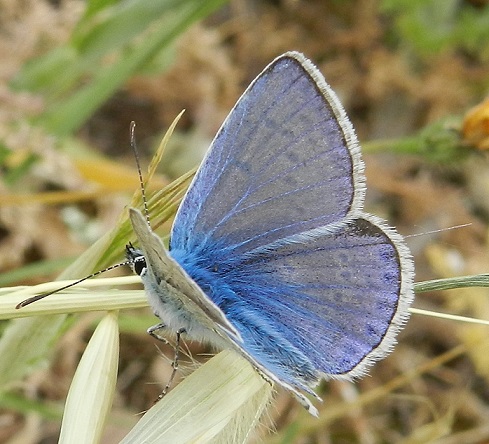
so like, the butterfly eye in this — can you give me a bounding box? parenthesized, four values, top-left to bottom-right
(133, 256, 147, 276)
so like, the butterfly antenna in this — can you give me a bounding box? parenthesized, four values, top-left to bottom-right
(405, 223, 472, 238)
(130, 121, 151, 228)
(16, 123, 146, 310)
(15, 261, 131, 309)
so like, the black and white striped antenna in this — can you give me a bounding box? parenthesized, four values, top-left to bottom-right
(16, 122, 147, 309)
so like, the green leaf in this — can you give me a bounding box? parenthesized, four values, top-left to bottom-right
(12, 0, 228, 136)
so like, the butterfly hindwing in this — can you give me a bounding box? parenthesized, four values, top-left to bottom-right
(228, 214, 412, 378)
(169, 213, 413, 386)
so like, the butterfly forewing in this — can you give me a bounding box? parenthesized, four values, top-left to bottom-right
(170, 52, 366, 255)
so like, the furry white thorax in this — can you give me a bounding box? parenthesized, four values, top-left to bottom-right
(139, 265, 229, 348)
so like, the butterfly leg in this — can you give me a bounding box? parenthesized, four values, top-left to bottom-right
(154, 327, 186, 403)
(147, 322, 170, 344)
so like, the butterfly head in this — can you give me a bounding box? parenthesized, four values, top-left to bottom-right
(125, 243, 147, 276)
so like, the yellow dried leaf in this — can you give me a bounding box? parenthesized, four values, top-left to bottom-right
(462, 97, 489, 150)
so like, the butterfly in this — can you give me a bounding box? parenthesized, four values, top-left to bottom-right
(125, 51, 414, 416)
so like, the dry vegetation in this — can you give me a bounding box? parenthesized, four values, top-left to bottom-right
(1, 0, 489, 442)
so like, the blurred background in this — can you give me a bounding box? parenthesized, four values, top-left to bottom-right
(1, 0, 489, 442)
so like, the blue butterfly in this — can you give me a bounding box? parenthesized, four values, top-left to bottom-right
(126, 51, 414, 416)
